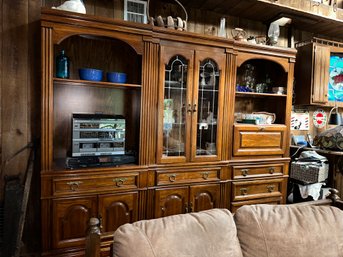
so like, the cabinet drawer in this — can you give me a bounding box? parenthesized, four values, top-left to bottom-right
(156, 169, 220, 186)
(53, 173, 139, 196)
(231, 196, 283, 213)
(233, 124, 287, 156)
(232, 178, 284, 201)
(232, 163, 285, 179)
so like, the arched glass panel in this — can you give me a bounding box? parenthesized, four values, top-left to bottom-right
(163, 55, 188, 157)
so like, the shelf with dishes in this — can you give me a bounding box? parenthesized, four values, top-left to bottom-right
(235, 91, 287, 98)
(53, 78, 141, 89)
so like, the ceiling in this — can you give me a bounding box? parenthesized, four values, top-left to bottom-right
(159, 0, 343, 39)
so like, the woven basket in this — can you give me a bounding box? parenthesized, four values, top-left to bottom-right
(147, 0, 188, 31)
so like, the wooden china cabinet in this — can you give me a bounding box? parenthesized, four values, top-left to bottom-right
(40, 8, 296, 257)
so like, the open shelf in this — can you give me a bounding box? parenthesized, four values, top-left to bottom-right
(236, 91, 287, 98)
(54, 78, 142, 89)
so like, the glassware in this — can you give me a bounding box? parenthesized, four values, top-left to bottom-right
(56, 50, 70, 79)
(241, 64, 256, 91)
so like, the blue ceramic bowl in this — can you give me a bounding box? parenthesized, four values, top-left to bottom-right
(79, 68, 103, 81)
(107, 72, 127, 83)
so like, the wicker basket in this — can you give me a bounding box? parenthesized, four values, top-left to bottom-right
(147, 0, 188, 31)
(290, 161, 329, 184)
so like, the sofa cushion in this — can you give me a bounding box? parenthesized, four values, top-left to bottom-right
(234, 205, 343, 257)
(112, 208, 243, 257)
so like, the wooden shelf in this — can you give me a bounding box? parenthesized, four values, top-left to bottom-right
(171, 0, 343, 39)
(235, 91, 287, 97)
(53, 78, 142, 89)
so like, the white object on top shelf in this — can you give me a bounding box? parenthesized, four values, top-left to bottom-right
(52, 0, 86, 14)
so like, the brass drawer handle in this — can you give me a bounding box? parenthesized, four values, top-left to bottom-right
(66, 181, 82, 191)
(267, 185, 275, 192)
(240, 188, 248, 195)
(168, 174, 177, 182)
(113, 178, 127, 187)
(259, 127, 265, 131)
(201, 172, 209, 180)
(241, 169, 249, 176)
(269, 167, 275, 174)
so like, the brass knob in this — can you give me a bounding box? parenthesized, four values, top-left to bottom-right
(192, 104, 197, 112)
(241, 169, 249, 176)
(201, 172, 209, 180)
(269, 167, 275, 174)
(240, 188, 248, 195)
(267, 185, 275, 192)
(113, 178, 127, 187)
(66, 181, 82, 191)
(168, 174, 176, 182)
(187, 104, 192, 113)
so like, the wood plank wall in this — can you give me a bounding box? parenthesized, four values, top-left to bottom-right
(0, 0, 341, 254)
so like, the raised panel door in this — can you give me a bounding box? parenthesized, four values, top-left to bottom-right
(52, 196, 97, 249)
(189, 184, 221, 212)
(154, 187, 189, 218)
(312, 44, 330, 104)
(98, 191, 138, 235)
(192, 50, 225, 162)
(157, 45, 194, 164)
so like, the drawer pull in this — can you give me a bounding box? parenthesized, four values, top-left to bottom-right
(201, 172, 209, 180)
(240, 188, 248, 195)
(269, 167, 275, 174)
(267, 185, 275, 192)
(259, 127, 265, 131)
(241, 169, 249, 176)
(168, 174, 177, 182)
(66, 181, 82, 191)
(113, 178, 127, 187)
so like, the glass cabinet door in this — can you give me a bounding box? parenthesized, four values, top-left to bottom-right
(163, 56, 188, 156)
(192, 52, 225, 161)
(158, 46, 194, 163)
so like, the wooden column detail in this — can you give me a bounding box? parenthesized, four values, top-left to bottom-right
(140, 41, 159, 165)
(41, 26, 53, 171)
(222, 52, 237, 160)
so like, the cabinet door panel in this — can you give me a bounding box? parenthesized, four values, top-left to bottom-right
(192, 50, 225, 161)
(312, 45, 330, 104)
(157, 45, 194, 164)
(98, 191, 138, 235)
(233, 124, 286, 156)
(52, 196, 97, 249)
(154, 187, 189, 218)
(189, 184, 220, 212)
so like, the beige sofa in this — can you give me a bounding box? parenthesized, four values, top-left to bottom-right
(85, 191, 343, 257)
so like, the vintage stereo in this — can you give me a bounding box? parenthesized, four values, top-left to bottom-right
(72, 113, 126, 157)
(67, 113, 136, 169)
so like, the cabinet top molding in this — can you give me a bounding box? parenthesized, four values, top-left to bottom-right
(41, 8, 296, 58)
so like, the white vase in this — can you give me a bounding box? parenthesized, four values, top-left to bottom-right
(218, 18, 227, 38)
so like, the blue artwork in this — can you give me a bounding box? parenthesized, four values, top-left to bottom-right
(328, 54, 343, 102)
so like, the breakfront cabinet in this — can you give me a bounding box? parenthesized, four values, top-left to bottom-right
(40, 9, 296, 257)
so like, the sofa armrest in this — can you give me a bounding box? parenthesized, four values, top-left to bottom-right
(293, 188, 343, 210)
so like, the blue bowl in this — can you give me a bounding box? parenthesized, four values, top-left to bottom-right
(107, 72, 127, 83)
(79, 68, 103, 81)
